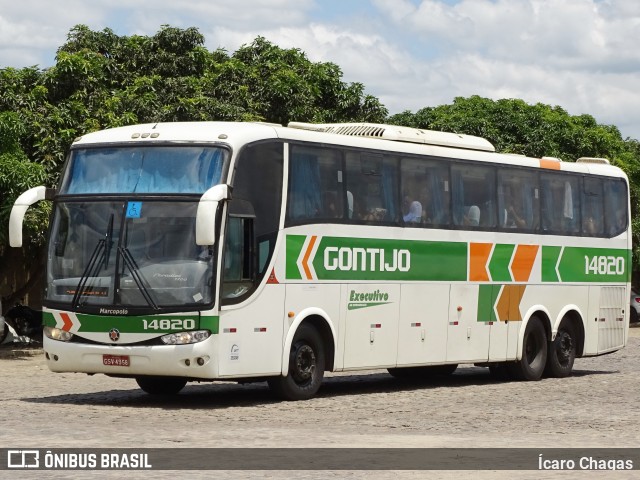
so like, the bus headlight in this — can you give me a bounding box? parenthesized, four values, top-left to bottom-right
(44, 326, 74, 342)
(161, 330, 210, 345)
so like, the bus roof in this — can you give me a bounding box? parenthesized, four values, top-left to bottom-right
(71, 121, 625, 179)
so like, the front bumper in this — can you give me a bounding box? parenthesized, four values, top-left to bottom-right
(43, 334, 219, 379)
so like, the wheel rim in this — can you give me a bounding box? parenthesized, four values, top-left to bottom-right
(292, 343, 316, 384)
(556, 330, 574, 366)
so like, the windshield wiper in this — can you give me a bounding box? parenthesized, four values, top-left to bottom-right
(72, 214, 114, 309)
(104, 214, 114, 268)
(72, 239, 106, 309)
(118, 246, 159, 310)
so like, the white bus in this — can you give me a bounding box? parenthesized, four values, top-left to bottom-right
(9, 121, 632, 400)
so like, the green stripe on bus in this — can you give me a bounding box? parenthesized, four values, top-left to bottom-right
(541, 246, 562, 282)
(43, 312, 56, 328)
(488, 244, 515, 282)
(286, 235, 306, 280)
(310, 236, 468, 281)
(555, 247, 630, 283)
(287, 235, 631, 283)
(43, 312, 219, 334)
(477, 284, 500, 322)
(542, 246, 631, 283)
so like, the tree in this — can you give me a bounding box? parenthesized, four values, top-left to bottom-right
(0, 111, 51, 310)
(0, 25, 388, 306)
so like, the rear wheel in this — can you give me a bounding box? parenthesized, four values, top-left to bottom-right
(388, 364, 458, 379)
(631, 309, 639, 324)
(544, 320, 577, 378)
(268, 324, 325, 400)
(136, 376, 187, 395)
(508, 316, 547, 381)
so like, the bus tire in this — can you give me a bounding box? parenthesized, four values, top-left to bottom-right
(268, 324, 325, 401)
(544, 320, 576, 378)
(136, 376, 187, 395)
(507, 316, 547, 381)
(388, 364, 458, 379)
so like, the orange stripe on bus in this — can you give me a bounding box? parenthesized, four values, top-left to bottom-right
(469, 242, 492, 281)
(511, 244, 539, 282)
(302, 235, 318, 280)
(539, 158, 561, 170)
(496, 285, 526, 322)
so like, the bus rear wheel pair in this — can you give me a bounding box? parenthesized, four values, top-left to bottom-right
(491, 316, 577, 381)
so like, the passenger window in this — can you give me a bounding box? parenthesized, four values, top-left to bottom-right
(603, 178, 628, 237)
(497, 169, 539, 231)
(345, 152, 399, 223)
(286, 146, 344, 223)
(541, 174, 580, 234)
(582, 178, 604, 236)
(451, 164, 496, 228)
(400, 158, 450, 227)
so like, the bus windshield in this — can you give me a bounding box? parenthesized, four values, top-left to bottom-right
(47, 200, 215, 311)
(61, 145, 227, 194)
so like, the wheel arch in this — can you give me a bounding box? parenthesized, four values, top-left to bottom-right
(281, 308, 336, 376)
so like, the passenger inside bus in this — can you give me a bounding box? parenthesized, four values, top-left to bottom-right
(464, 205, 480, 226)
(403, 198, 423, 223)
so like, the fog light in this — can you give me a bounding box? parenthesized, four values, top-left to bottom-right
(44, 326, 73, 342)
(161, 330, 210, 345)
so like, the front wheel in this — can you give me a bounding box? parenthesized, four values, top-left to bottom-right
(136, 376, 187, 395)
(268, 324, 325, 401)
(544, 321, 577, 378)
(508, 316, 547, 381)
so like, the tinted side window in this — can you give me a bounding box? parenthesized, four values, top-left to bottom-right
(286, 146, 344, 223)
(451, 164, 496, 228)
(541, 173, 581, 235)
(582, 177, 604, 236)
(497, 168, 539, 231)
(400, 157, 450, 227)
(345, 152, 399, 223)
(604, 177, 628, 237)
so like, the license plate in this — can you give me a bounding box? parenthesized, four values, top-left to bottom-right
(103, 354, 130, 367)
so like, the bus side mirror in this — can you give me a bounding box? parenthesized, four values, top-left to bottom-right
(196, 184, 230, 246)
(9, 186, 55, 247)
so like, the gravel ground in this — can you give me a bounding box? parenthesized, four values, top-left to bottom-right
(1, 325, 638, 479)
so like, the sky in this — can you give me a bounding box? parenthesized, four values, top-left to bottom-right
(1, 0, 639, 140)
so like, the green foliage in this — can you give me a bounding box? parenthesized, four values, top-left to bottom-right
(0, 25, 387, 258)
(388, 96, 626, 159)
(0, 112, 51, 248)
